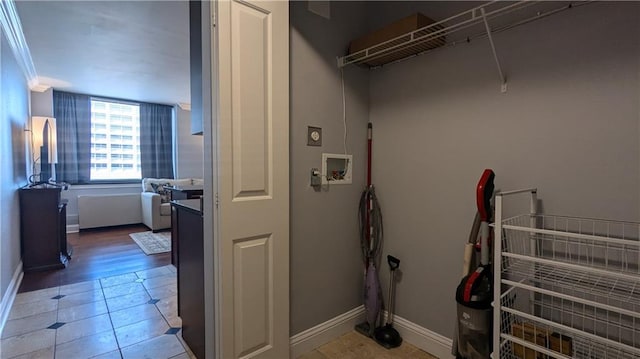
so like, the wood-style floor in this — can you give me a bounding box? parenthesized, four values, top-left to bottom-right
(18, 224, 171, 293)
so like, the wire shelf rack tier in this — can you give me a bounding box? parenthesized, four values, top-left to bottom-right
(502, 258, 640, 312)
(493, 189, 640, 359)
(499, 286, 640, 359)
(498, 307, 640, 359)
(337, 1, 593, 69)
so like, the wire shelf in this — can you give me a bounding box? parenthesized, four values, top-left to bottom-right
(337, 1, 593, 68)
(493, 189, 640, 358)
(498, 285, 640, 358)
(499, 333, 640, 359)
(503, 259, 640, 310)
(502, 214, 640, 274)
(498, 304, 640, 359)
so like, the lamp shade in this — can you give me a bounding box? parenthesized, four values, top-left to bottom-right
(31, 116, 57, 164)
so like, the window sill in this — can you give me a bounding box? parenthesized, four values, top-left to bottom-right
(68, 183, 141, 190)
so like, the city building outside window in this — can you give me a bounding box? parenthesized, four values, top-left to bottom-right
(90, 99, 142, 180)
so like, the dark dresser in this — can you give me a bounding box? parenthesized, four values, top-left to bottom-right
(19, 185, 71, 272)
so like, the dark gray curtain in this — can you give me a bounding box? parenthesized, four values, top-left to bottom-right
(140, 103, 174, 179)
(53, 90, 91, 184)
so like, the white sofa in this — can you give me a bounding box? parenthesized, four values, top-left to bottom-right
(141, 178, 203, 231)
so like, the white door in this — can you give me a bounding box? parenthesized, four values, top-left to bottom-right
(215, 0, 289, 358)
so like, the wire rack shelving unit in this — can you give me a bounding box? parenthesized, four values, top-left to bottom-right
(337, 1, 593, 92)
(492, 189, 640, 359)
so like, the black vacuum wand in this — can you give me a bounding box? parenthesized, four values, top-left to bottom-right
(375, 255, 403, 349)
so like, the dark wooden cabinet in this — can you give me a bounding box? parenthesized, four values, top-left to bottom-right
(169, 187, 203, 266)
(171, 206, 178, 266)
(165, 185, 204, 201)
(19, 186, 71, 272)
(172, 199, 204, 359)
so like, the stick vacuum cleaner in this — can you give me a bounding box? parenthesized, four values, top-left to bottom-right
(374, 255, 402, 349)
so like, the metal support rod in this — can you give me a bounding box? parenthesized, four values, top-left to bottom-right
(387, 269, 395, 324)
(492, 194, 503, 359)
(480, 7, 507, 91)
(529, 190, 538, 316)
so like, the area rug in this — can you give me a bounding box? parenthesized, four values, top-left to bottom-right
(129, 231, 171, 255)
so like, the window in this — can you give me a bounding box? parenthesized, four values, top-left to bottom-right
(54, 90, 174, 183)
(110, 154, 134, 160)
(91, 153, 107, 160)
(90, 99, 141, 181)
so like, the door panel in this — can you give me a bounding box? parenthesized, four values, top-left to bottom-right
(231, 1, 271, 199)
(216, 0, 289, 358)
(233, 235, 272, 357)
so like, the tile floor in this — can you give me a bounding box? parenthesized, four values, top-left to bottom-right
(299, 331, 438, 359)
(3, 263, 439, 359)
(1, 265, 195, 359)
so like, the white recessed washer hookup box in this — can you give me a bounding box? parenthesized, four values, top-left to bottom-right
(322, 153, 352, 185)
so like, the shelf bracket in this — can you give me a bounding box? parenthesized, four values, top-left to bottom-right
(480, 7, 507, 93)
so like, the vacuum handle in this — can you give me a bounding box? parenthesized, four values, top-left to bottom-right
(388, 255, 400, 271)
(476, 169, 495, 266)
(367, 123, 372, 187)
(476, 169, 495, 222)
(386, 255, 400, 325)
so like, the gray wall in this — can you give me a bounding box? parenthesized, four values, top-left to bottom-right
(174, 106, 203, 179)
(0, 28, 29, 299)
(366, 2, 640, 338)
(290, 1, 369, 335)
(31, 88, 53, 117)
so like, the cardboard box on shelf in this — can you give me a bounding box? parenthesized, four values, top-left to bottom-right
(511, 322, 549, 359)
(549, 332, 573, 356)
(347, 13, 445, 67)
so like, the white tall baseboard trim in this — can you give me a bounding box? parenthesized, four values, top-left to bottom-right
(290, 305, 364, 358)
(66, 224, 80, 233)
(0, 261, 23, 333)
(288, 306, 454, 359)
(391, 313, 455, 359)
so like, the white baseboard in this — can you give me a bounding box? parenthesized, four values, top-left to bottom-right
(66, 224, 80, 233)
(288, 306, 454, 359)
(393, 314, 454, 359)
(290, 305, 364, 358)
(0, 261, 23, 333)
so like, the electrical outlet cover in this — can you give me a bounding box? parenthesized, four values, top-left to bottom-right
(307, 126, 322, 146)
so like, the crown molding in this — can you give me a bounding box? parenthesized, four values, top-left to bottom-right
(0, 0, 38, 88)
(178, 103, 192, 111)
(30, 83, 51, 92)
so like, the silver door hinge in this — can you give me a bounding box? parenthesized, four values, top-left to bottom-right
(215, 193, 219, 208)
(211, 1, 216, 27)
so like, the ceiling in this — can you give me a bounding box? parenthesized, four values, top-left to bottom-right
(15, 0, 190, 105)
